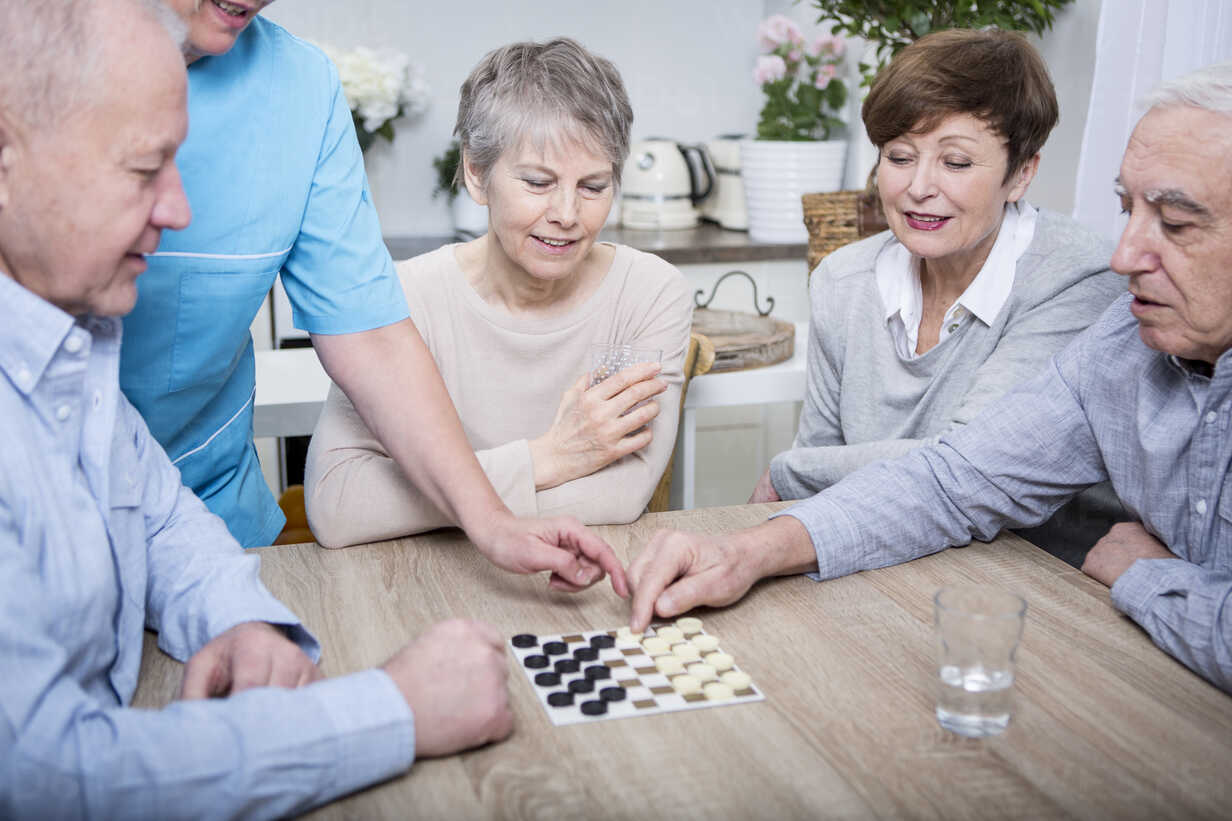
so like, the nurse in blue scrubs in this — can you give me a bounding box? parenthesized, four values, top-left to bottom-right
(121, 0, 626, 595)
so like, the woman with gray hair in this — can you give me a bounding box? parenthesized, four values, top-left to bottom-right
(305, 38, 692, 549)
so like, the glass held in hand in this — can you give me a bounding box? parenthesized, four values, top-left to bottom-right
(588, 344, 663, 389)
(933, 585, 1027, 738)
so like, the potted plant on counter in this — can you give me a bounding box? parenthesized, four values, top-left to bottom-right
(432, 139, 488, 239)
(741, 14, 850, 243)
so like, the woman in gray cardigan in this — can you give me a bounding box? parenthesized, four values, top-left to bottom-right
(750, 30, 1125, 564)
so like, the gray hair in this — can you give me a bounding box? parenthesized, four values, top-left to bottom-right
(0, 0, 186, 134)
(454, 38, 633, 188)
(1143, 62, 1232, 116)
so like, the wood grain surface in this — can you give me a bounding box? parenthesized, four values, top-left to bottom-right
(131, 504, 1232, 820)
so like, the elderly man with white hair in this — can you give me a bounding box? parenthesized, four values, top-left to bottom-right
(627, 62, 1232, 694)
(0, 1, 514, 817)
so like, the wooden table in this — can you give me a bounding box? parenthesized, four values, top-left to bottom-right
(132, 504, 1232, 819)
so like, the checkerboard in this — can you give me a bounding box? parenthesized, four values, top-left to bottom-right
(509, 621, 764, 726)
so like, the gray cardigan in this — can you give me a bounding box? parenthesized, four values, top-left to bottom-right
(770, 208, 1127, 506)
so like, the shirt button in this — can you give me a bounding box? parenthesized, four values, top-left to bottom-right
(947, 323, 959, 333)
(56, 405, 71, 421)
(1195, 499, 1208, 515)
(1206, 410, 1218, 424)
(64, 335, 84, 354)
(16, 367, 32, 388)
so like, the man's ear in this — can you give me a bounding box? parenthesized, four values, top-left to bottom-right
(0, 140, 12, 213)
(0, 113, 21, 212)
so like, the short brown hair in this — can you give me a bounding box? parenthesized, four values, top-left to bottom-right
(861, 29, 1058, 181)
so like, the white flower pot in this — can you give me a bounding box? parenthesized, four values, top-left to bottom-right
(451, 189, 489, 238)
(740, 139, 847, 243)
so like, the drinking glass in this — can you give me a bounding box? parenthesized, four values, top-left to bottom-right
(933, 585, 1027, 737)
(589, 344, 662, 388)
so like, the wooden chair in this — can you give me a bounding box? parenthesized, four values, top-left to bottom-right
(647, 331, 716, 513)
(274, 483, 315, 545)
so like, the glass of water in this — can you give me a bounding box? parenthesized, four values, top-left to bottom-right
(589, 344, 662, 388)
(933, 586, 1027, 737)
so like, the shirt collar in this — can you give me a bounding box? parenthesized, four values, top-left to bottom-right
(875, 201, 1038, 327)
(0, 274, 115, 396)
(956, 201, 1037, 325)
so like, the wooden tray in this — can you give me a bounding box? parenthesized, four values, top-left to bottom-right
(691, 308, 794, 373)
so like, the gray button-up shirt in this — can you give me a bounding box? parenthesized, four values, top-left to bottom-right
(781, 293, 1232, 692)
(0, 276, 413, 819)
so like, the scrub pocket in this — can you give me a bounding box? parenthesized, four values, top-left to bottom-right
(169, 256, 281, 394)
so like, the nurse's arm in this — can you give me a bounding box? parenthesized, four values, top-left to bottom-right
(310, 320, 628, 597)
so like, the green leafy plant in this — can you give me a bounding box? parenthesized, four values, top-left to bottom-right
(810, 0, 1074, 86)
(432, 140, 461, 203)
(754, 15, 849, 141)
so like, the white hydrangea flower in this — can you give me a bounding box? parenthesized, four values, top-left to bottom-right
(316, 41, 430, 137)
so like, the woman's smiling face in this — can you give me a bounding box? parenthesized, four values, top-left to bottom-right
(467, 134, 615, 285)
(877, 112, 1037, 274)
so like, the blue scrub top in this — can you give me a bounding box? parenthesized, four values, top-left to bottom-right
(120, 18, 409, 547)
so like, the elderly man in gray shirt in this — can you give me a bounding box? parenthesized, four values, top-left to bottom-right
(627, 62, 1232, 694)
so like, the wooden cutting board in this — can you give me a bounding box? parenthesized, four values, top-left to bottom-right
(691, 308, 794, 373)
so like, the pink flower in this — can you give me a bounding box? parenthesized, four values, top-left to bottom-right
(813, 63, 838, 90)
(787, 48, 803, 62)
(757, 14, 804, 51)
(808, 33, 847, 59)
(753, 54, 788, 85)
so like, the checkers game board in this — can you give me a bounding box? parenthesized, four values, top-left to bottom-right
(509, 619, 764, 726)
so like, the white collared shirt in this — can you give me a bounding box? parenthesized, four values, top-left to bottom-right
(875, 201, 1038, 359)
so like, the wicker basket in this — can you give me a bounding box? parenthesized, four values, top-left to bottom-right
(802, 189, 889, 273)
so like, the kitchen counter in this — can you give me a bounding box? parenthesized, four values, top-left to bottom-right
(383, 222, 806, 267)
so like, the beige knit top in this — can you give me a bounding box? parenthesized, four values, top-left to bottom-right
(303, 242, 692, 547)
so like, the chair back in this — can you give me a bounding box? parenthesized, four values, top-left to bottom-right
(647, 331, 715, 512)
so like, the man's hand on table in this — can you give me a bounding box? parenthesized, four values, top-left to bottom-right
(472, 513, 630, 596)
(1082, 521, 1177, 587)
(748, 467, 781, 503)
(383, 619, 513, 758)
(179, 621, 321, 699)
(627, 516, 818, 632)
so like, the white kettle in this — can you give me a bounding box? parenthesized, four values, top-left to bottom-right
(621, 139, 714, 230)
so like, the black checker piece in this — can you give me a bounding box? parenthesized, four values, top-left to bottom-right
(543, 641, 568, 656)
(599, 686, 627, 702)
(511, 634, 538, 648)
(534, 672, 560, 687)
(523, 654, 549, 669)
(547, 691, 574, 707)
(554, 659, 580, 674)
(572, 646, 599, 662)
(584, 665, 612, 681)
(589, 635, 615, 650)
(580, 700, 608, 716)
(568, 678, 595, 694)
